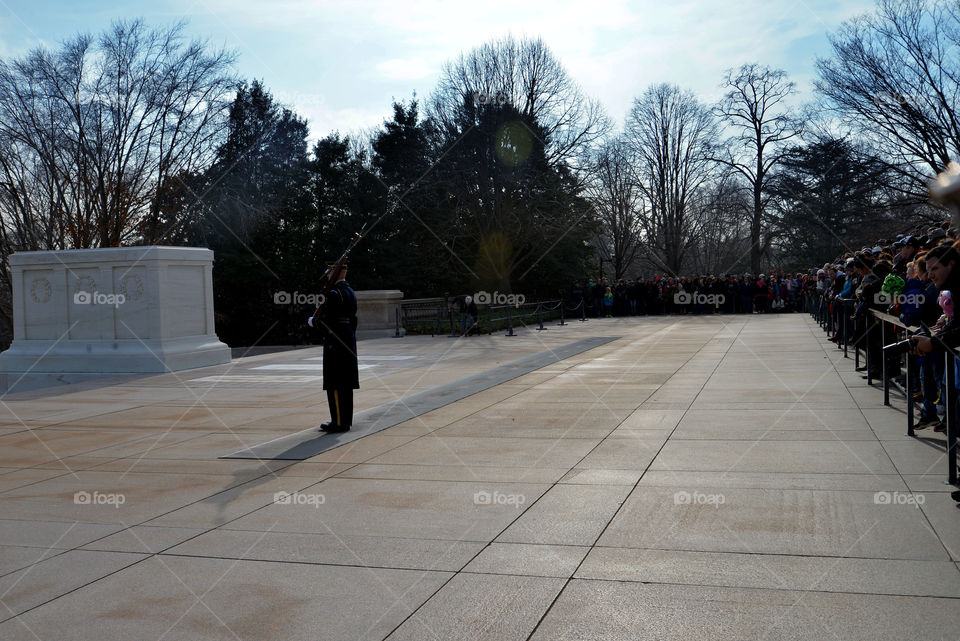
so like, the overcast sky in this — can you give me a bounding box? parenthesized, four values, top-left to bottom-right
(0, 0, 876, 142)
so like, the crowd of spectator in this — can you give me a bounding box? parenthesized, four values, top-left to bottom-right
(814, 225, 950, 403)
(810, 220, 960, 503)
(812, 223, 950, 382)
(570, 272, 811, 317)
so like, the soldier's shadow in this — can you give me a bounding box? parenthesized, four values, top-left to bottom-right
(205, 429, 355, 525)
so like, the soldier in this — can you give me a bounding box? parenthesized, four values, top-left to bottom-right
(309, 262, 359, 432)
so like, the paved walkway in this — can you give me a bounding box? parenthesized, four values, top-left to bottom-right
(0, 314, 957, 640)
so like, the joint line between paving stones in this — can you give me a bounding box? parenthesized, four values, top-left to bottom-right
(458, 571, 960, 600)
(522, 316, 744, 641)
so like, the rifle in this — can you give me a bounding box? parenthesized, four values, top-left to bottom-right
(311, 224, 367, 323)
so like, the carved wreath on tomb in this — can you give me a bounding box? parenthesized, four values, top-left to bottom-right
(29, 277, 52, 304)
(75, 276, 96, 296)
(119, 275, 144, 301)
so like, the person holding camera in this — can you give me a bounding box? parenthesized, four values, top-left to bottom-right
(852, 253, 890, 380)
(910, 245, 960, 434)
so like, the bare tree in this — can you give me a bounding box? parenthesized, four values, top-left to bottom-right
(589, 138, 644, 278)
(429, 35, 610, 173)
(689, 175, 752, 274)
(625, 84, 718, 275)
(815, 0, 960, 223)
(713, 63, 802, 274)
(0, 19, 235, 252)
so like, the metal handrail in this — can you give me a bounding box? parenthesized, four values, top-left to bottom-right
(812, 300, 956, 486)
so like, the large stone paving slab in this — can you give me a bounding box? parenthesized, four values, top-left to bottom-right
(649, 439, 897, 474)
(0, 469, 271, 523)
(674, 407, 872, 432)
(496, 484, 632, 545)
(637, 470, 910, 491)
(143, 473, 350, 529)
(220, 477, 552, 542)
(0, 556, 450, 641)
(335, 463, 568, 484)
(80, 525, 208, 554)
(529, 580, 960, 641)
(576, 547, 960, 597)
(384, 573, 566, 641)
(166, 528, 484, 571)
(434, 416, 617, 439)
(0, 429, 159, 467)
(366, 435, 599, 469)
(0, 546, 74, 577)
(0, 519, 122, 550)
(463, 542, 589, 578)
(597, 486, 948, 560)
(575, 437, 664, 470)
(0, 549, 146, 621)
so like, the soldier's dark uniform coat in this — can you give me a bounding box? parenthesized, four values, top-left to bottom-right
(316, 278, 359, 429)
(319, 280, 359, 390)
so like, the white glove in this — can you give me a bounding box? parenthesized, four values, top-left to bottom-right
(307, 317, 314, 328)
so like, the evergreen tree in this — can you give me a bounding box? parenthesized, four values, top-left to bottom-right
(771, 137, 896, 269)
(190, 80, 313, 346)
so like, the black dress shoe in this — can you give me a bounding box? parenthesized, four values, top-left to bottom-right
(951, 490, 960, 503)
(319, 422, 350, 433)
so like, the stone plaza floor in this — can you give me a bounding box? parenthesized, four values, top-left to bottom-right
(0, 313, 958, 640)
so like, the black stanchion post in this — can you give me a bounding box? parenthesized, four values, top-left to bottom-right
(866, 319, 873, 385)
(906, 346, 915, 437)
(946, 352, 958, 485)
(438, 294, 447, 337)
(395, 307, 401, 338)
(506, 306, 515, 336)
(882, 320, 890, 405)
(536, 303, 546, 331)
(558, 300, 566, 326)
(843, 308, 848, 357)
(836, 307, 842, 349)
(580, 300, 587, 322)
